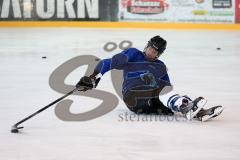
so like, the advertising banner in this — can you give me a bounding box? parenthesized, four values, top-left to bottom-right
(119, 0, 235, 23)
(0, 0, 118, 21)
(236, 0, 240, 23)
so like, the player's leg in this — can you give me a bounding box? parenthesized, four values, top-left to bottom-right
(160, 92, 206, 120)
(161, 91, 224, 121)
(124, 98, 153, 114)
(124, 97, 173, 115)
(123, 88, 173, 115)
(150, 97, 174, 115)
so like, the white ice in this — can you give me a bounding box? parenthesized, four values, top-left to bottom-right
(0, 28, 240, 160)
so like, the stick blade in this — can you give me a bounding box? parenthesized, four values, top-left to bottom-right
(11, 125, 24, 133)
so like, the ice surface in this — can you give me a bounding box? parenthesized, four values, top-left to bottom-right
(0, 28, 240, 160)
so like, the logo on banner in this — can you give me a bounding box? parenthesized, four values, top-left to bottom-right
(0, 0, 99, 20)
(212, 0, 232, 8)
(121, 0, 169, 14)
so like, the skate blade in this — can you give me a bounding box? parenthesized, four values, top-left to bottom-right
(201, 106, 224, 122)
(186, 98, 207, 120)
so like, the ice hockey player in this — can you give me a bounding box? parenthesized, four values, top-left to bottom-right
(76, 36, 223, 122)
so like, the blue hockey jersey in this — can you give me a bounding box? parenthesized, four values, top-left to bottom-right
(95, 48, 171, 96)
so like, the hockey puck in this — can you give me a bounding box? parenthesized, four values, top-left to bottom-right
(11, 126, 23, 133)
(216, 47, 221, 50)
(42, 56, 47, 59)
(11, 129, 19, 133)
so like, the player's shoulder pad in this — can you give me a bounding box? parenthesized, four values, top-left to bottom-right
(155, 59, 165, 65)
(123, 47, 140, 52)
(155, 59, 167, 66)
(122, 47, 142, 55)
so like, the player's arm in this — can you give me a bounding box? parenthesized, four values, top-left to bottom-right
(76, 48, 136, 91)
(94, 48, 137, 75)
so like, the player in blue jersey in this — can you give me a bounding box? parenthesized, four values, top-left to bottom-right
(76, 36, 223, 121)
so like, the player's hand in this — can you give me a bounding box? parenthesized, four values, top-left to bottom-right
(140, 72, 157, 87)
(76, 76, 100, 91)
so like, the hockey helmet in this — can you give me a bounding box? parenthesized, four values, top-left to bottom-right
(146, 36, 167, 57)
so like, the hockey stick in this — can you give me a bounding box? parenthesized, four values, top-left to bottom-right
(11, 87, 83, 133)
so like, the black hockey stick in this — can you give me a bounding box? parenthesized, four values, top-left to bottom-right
(11, 87, 83, 133)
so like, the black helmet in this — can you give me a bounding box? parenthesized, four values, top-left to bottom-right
(147, 36, 167, 56)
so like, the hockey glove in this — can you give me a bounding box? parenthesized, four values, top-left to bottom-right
(140, 72, 157, 87)
(76, 76, 100, 91)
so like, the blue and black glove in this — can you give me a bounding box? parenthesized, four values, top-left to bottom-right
(76, 75, 100, 91)
(140, 72, 157, 87)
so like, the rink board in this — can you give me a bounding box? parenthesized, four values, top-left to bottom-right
(0, 21, 240, 30)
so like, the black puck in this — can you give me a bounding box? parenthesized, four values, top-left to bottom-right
(11, 129, 19, 133)
(42, 56, 47, 59)
(216, 47, 221, 50)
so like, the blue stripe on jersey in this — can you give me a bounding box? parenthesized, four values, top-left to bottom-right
(126, 71, 148, 79)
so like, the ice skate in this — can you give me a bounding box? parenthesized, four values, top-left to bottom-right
(179, 97, 207, 120)
(195, 105, 224, 122)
